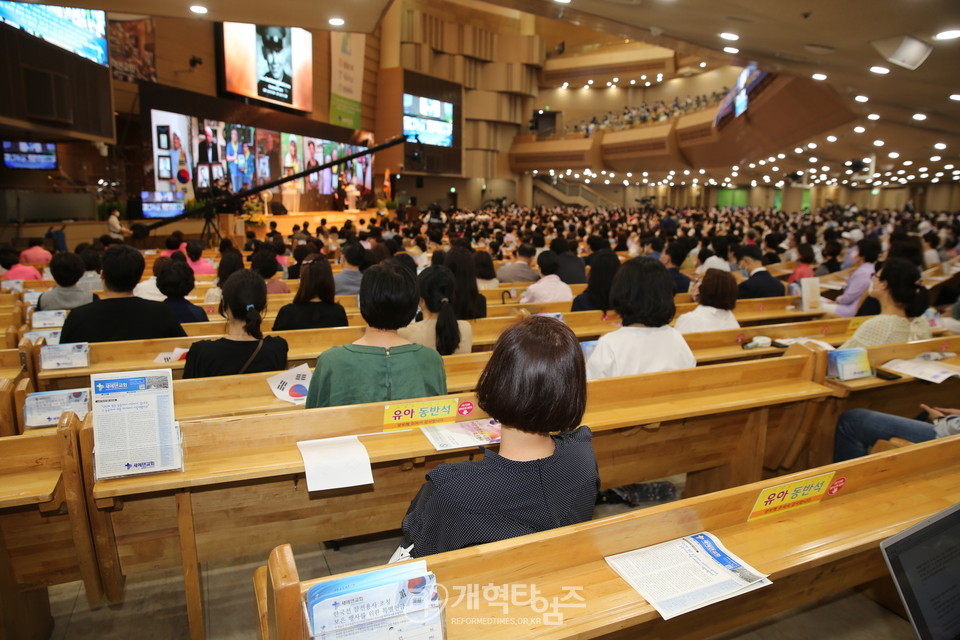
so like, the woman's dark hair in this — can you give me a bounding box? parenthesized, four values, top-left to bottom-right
(610, 257, 675, 327)
(797, 243, 815, 265)
(50, 252, 85, 287)
(879, 257, 928, 318)
(537, 250, 559, 275)
(418, 266, 461, 356)
(358, 261, 419, 330)
(186, 241, 203, 262)
(219, 238, 234, 254)
(164, 234, 180, 251)
(156, 260, 195, 299)
(923, 231, 940, 249)
(476, 316, 586, 434)
(858, 238, 882, 263)
(473, 251, 496, 280)
(220, 269, 267, 339)
(293, 254, 335, 304)
(170, 251, 187, 263)
(698, 268, 738, 311)
(391, 252, 418, 277)
(823, 240, 842, 259)
(217, 251, 244, 284)
(251, 250, 279, 279)
(585, 250, 620, 312)
(101, 244, 145, 292)
(445, 246, 484, 320)
(430, 249, 445, 267)
(0, 249, 18, 270)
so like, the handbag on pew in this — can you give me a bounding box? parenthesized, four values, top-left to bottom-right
(237, 339, 264, 375)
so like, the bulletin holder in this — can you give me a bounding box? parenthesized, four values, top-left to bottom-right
(302, 597, 446, 639)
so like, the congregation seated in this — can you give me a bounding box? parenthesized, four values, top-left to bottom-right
(815, 239, 843, 276)
(496, 243, 539, 283)
(839, 258, 932, 349)
(834, 404, 960, 461)
(305, 260, 446, 408)
(674, 268, 740, 334)
(20, 237, 52, 265)
(285, 244, 313, 280)
(398, 266, 473, 355)
(251, 249, 290, 294)
(445, 245, 487, 320)
(662, 241, 691, 293)
(60, 244, 186, 343)
(823, 238, 881, 317)
(571, 249, 619, 312)
(159, 232, 187, 257)
(202, 250, 244, 305)
(735, 244, 785, 299)
(473, 251, 499, 290)
(333, 242, 364, 295)
(551, 237, 587, 285)
(158, 261, 209, 324)
(37, 252, 98, 311)
(0, 247, 42, 281)
(133, 255, 169, 302)
(185, 241, 216, 275)
(76, 247, 103, 292)
(183, 269, 288, 378)
(787, 243, 816, 285)
(271, 254, 348, 332)
(397, 315, 598, 559)
(520, 251, 573, 303)
(586, 257, 696, 379)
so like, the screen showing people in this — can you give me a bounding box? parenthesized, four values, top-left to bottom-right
(221, 21, 313, 112)
(2, 141, 58, 170)
(0, 0, 107, 66)
(402, 93, 454, 147)
(148, 108, 371, 212)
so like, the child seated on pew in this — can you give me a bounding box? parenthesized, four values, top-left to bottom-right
(834, 405, 960, 461)
(586, 257, 696, 379)
(183, 270, 288, 378)
(396, 316, 598, 559)
(305, 260, 446, 408)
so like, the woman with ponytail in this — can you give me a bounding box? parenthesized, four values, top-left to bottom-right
(183, 269, 288, 378)
(839, 257, 932, 349)
(399, 266, 473, 355)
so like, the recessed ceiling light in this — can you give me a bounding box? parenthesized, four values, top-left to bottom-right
(612, 77, 619, 82)
(587, 79, 594, 85)
(934, 29, 960, 40)
(825, 136, 836, 142)
(328, 17, 345, 26)
(952, 94, 960, 101)
(189, 4, 207, 13)
(794, 147, 804, 153)
(934, 142, 946, 149)
(903, 160, 913, 166)
(867, 113, 880, 120)
(699, 62, 707, 68)
(720, 32, 739, 41)
(811, 73, 827, 81)
(855, 95, 869, 102)
(854, 126, 866, 133)
(630, 79, 636, 85)
(869, 66, 890, 74)
(888, 152, 900, 159)
(723, 47, 739, 54)
(807, 142, 817, 149)
(931, 156, 941, 162)
(912, 113, 927, 120)
(873, 140, 885, 146)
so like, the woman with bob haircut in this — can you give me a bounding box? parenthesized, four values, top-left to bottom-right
(398, 266, 473, 355)
(585, 257, 695, 379)
(183, 270, 288, 378)
(397, 316, 598, 559)
(839, 258, 932, 349)
(571, 250, 620, 312)
(272, 254, 348, 331)
(305, 260, 447, 408)
(674, 268, 740, 334)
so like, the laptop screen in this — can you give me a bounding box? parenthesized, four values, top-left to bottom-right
(880, 502, 960, 640)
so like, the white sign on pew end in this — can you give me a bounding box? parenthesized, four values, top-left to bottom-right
(24, 389, 90, 428)
(32, 309, 67, 328)
(40, 342, 89, 370)
(91, 369, 183, 480)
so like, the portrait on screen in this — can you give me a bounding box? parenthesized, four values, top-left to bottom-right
(156, 155, 172, 180)
(224, 124, 255, 192)
(256, 26, 293, 105)
(255, 129, 281, 191)
(150, 109, 195, 201)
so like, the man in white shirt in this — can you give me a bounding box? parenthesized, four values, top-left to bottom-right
(519, 251, 572, 303)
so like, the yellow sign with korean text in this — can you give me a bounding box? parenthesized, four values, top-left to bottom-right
(383, 398, 459, 431)
(748, 471, 836, 521)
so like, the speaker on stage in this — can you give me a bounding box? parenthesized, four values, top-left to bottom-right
(270, 202, 288, 216)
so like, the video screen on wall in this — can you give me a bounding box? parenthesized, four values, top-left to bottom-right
(148, 108, 371, 201)
(3, 141, 58, 170)
(402, 94, 454, 147)
(0, 1, 107, 66)
(141, 191, 185, 219)
(220, 21, 313, 112)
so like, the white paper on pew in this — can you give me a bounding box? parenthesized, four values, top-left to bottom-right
(297, 436, 374, 492)
(267, 364, 312, 405)
(880, 359, 960, 384)
(773, 337, 835, 351)
(420, 418, 502, 451)
(605, 532, 771, 620)
(32, 309, 67, 328)
(820, 281, 845, 291)
(153, 347, 190, 364)
(24, 388, 90, 428)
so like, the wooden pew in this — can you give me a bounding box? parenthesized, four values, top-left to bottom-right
(80, 352, 831, 640)
(259, 434, 960, 640)
(0, 414, 102, 640)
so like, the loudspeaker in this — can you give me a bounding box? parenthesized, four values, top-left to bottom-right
(870, 35, 932, 71)
(270, 202, 288, 215)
